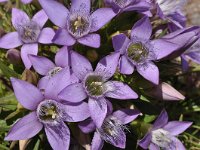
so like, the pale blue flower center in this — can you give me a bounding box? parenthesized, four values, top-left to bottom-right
(68, 13, 91, 38)
(84, 75, 105, 97)
(152, 128, 174, 149)
(18, 21, 40, 43)
(37, 100, 61, 124)
(127, 42, 149, 63)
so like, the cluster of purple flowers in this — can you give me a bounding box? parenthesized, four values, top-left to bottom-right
(0, 0, 200, 150)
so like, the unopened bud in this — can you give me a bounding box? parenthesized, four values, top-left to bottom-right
(86, 50, 98, 62)
(22, 69, 38, 85)
(147, 82, 185, 101)
(6, 49, 22, 65)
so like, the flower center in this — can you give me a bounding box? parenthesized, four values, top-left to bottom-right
(18, 21, 41, 43)
(97, 116, 127, 144)
(67, 13, 91, 38)
(84, 74, 106, 97)
(152, 128, 174, 149)
(47, 67, 62, 77)
(37, 100, 61, 124)
(127, 42, 149, 63)
(113, 0, 130, 8)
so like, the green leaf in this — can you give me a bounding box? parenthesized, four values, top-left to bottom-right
(0, 60, 19, 78)
(0, 144, 9, 150)
(0, 93, 18, 110)
(144, 115, 156, 123)
(0, 120, 10, 132)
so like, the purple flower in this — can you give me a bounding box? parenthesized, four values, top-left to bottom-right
(39, 0, 116, 48)
(160, 26, 200, 59)
(112, 16, 182, 84)
(79, 107, 140, 149)
(104, 0, 150, 14)
(181, 39, 200, 71)
(147, 0, 187, 29)
(138, 109, 192, 150)
(0, 8, 55, 69)
(58, 51, 138, 128)
(5, 70, 90, 150)
(113, 16, 200, 84)
(29, 46, 78, 92)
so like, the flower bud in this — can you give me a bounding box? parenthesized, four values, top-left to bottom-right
(147, 82, 185, 101)
(6, 49, 22, 65)
(86, 50, 98, 62)
(21, 69, 38, 85)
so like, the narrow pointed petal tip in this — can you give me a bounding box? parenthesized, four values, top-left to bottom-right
(10, 78, 43, 110)
(70, 50, 93, 80)
(32, 9, 48, 28)
(88, 98, 107, 128)
(95, 52, 120, 79)
(90, 8, 116, 32)
(38, 0, 69, 28)
(45, 122, 70, 150)
(137, 62, 159, 85)
(113, 109, 140, 124)
(105, 81, 138, 100)
(0, 32, 22, 49)
(153, 109, 168, 129)
(131, 16, 152, 40)
(163, 121, 193, 136)
(5, 112, 43, 141)
(112, 33, 130, 54)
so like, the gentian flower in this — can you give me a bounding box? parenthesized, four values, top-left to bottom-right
(147, 0, 187, 29)
(58, 51, 138, 128)
(29, 46, 78, 91)
(112, 16, 181, 84)
(39, 0, 116, 48)
(0, 8, 55, 69)
(104, 0, 150, 14)
(79, 106, 140, 149)
(5, 69, 90, 150)
(181, 39, 200, 71)
(138, 109, 192, 150)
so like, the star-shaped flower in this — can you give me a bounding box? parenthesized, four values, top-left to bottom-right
(138, 109, 192, 150)
(39, 0, 116, 48)
(5, 69, 90, 150)
(58, 51, 138, 128)
(0, 8, 55, 69)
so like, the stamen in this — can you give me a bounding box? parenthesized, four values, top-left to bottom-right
(37, 100, 62, 125)
(17, 21, 41, 43)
